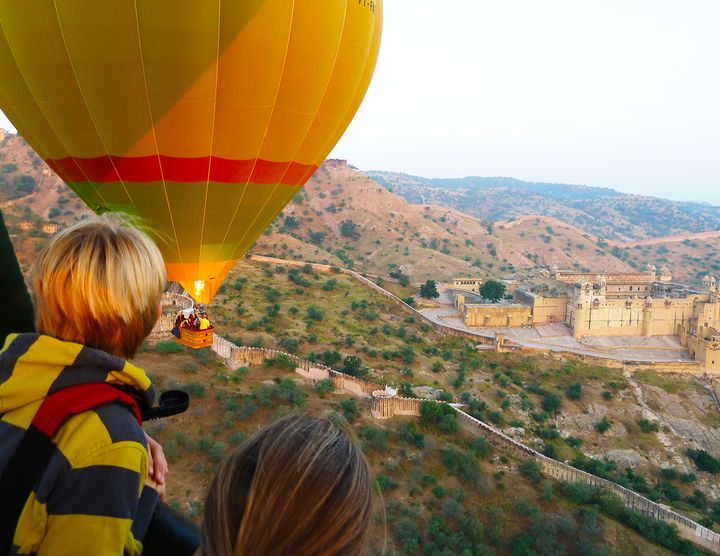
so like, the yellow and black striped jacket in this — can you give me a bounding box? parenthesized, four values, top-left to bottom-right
(0, 333, 158, 556)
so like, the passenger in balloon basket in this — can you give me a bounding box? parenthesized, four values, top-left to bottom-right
(199, 312, 211, 331)
(172, 313, 185, 338)
(0, 214, 169, 556)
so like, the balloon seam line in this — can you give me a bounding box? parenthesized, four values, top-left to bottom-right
(215, 0, 297, 261)
(199, 0, 223, 281)
(132, 0, 183, 268)
(275, 0, 349, 188)
(229, 0, 355, 261)
(0, 12, 105, 205)
(51, 0, 133, 209)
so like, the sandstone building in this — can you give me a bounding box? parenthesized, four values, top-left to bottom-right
(451, 277, 483, 292)
(458, 265, 720, 369)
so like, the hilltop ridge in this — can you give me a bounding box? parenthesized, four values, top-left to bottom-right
(2, 135, 719, 286)
(366, 170, 720, 243)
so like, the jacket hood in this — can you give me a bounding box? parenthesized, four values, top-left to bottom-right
(0, 333, 155, 414)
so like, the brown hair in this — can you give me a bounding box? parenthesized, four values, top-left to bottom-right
(201, 414, 373, 556)
(31, 213, 166, 359)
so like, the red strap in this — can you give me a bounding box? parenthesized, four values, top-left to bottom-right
(32, 383, 142, 437)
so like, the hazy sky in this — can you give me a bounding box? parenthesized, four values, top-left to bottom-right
(329, 1, 720, 205)
(1, 1, 717, 204)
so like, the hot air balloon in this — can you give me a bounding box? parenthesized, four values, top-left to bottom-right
(0, 0, 382, 303)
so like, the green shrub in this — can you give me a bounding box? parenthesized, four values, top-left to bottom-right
(375, 474, 398, 493)
(565, 436, 583, 448)
(567, 381, 582, 400)
(208, 441, 226, 462)
(488, 411, 504, 425)
(307, 306, 324, 321)
(542, 393, 562, 414)
(180, 381, 206, 398)
(340, 398, 359, 422)
(314, 379, 335, 397)
(438, 413, 459, 433)
(638, 419, 659, 433)
(358, 425, 390, 451)
(687, 449, 720, 474)
(164, 440, 180, 460)
(155, 340, 183, 354)
(595, 416, 612, 434)
(519, 461, 542, 484)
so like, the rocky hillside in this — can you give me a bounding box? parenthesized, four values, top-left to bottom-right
(366, 171, 720, 243)
(2, 133, 718, 285)
(135, 258, 720, 555)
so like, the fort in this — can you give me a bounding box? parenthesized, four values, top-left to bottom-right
(455, 266, 720, 370)
(200, 334, 720, 555)
(152, 284, 720, 554)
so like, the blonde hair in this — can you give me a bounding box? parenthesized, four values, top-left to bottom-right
(201, 414, 373, 556)
(31, 213, 166, 359)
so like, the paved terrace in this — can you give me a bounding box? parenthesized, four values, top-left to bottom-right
(425, 287, 694, 363)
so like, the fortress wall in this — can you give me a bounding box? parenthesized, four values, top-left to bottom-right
(438, 312, 463, 321)
(370, 395, 396, 419)
(248, 255, 499, 346)
(463, 305, 532, 327)
(451, 406, 719, 552)
(151, 293, 197, 338)
(250, 255, 334, 273)
(393, 396, 423, 416)
(555, 272, 656, 284)
(205, 334, 720, 553)
(559, 350, 705, 375)
(327, 369, 383, 398)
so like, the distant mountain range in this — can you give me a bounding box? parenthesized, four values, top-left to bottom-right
(364, 171, 720, 242)
(3, 134, 719, 287)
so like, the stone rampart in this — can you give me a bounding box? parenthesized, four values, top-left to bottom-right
(211, 334, 384, 397)
(364, 392, 720, 553)
(150, 293, 197, 338)
(205, 329, 720, 553)
(16, 219, 65, 234)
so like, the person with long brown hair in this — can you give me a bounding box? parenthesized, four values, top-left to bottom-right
(199, 414, 373, 556)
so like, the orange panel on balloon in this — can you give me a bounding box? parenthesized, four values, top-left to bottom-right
(0, 0, 382, 303)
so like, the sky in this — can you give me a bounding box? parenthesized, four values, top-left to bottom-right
(1, 1, 718, 205)
(328, 0, 720, 204)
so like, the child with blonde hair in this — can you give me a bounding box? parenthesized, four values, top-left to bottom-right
(0, 214, 168, 555)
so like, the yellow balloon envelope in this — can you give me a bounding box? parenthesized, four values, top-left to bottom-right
(0, 0, 382, 303)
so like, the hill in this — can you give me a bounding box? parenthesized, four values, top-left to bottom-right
(365, 171, 720, 243)
(2, 135, 718, 287)
(133, 257, 720, 556)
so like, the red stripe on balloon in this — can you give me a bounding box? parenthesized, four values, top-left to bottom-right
(45, 155, 317, 186)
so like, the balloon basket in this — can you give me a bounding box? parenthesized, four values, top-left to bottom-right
(175, 327, 214, 349)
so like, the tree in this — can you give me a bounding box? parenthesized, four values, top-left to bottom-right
(419, 279, 440, 299)
(398, 274, 411, 287)
(567, 381, 583, 400)
(340, 219, 358, 238)
(480, 280, 506, 302)
(342, 355, 364, 377)
(542, 393, 562, 414)
(284, 216, 300, 228)
(595, 416, 612, 434)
